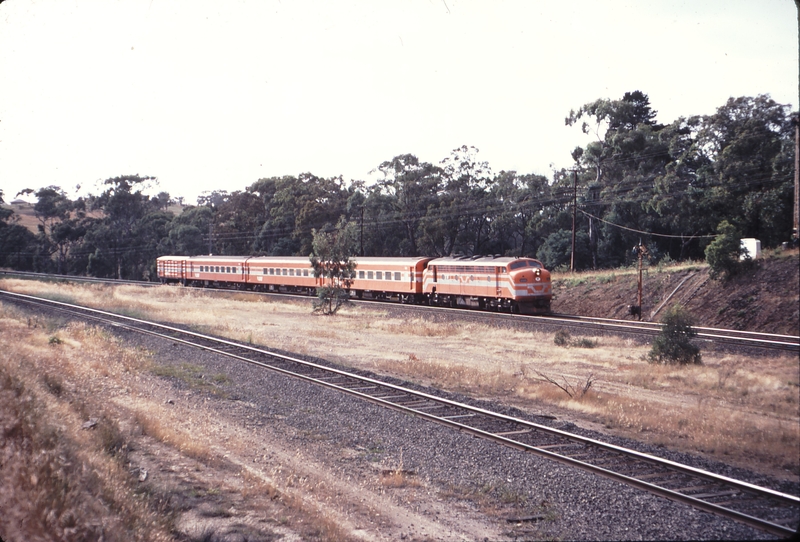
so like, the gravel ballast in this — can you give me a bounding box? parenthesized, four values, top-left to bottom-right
(125, 325, 785, 541)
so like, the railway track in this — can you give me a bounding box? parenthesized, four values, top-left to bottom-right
(1, 288, 797, 538)
(385, 304, 800, 353)
(2, 270, 798, 352)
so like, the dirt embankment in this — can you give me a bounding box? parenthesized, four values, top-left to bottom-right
(551, 253, 800, 336)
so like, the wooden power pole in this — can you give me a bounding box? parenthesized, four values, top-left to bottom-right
(570, 170, 577, 272)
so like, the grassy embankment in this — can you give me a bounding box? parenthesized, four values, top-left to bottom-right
(0, 294, 358, 541)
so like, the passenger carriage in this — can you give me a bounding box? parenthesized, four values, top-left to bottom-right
(245, 256, 319, 294)
(156, 255, 191, 284)
(349, 257, 433, 303)
(183, 255, 249, 288)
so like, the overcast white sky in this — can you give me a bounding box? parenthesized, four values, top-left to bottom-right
(1, 0, 797, 204)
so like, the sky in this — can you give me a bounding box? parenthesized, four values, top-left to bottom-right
(0, 0, 797, 204)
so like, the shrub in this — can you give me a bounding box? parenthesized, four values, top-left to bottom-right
(553, 329, 571, 346)
(705, 220, 745, 281)
(648, 305, 701, 365)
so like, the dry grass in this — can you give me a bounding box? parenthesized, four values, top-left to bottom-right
(132, 403, 213, 462)
(0, 292, 359, 541)
(2, 278, 798, 480)
(379, 449, 421, 489)
(0, 315, 173, 542)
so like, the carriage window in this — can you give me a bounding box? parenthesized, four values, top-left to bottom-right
(368, 271, 374, 279)
(394, 272, 401, 281)
(232, 267, 237, 274)
(282, 268, 287, 275)
(303, 269, 309, 277)
(263, 268, 267, 274)
(296, 269, 301, 276)
(376, 271, 382, 280)
(359, 271, 365, 279)
(215, 266, 220, 273)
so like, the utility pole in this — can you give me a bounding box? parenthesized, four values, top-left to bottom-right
(570, 170, 577, 272)
(793, 113, 799, 245)
(630, 241, 648, 320)
(359, 204, 365, 257)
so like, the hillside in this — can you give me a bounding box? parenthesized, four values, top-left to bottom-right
(551, 251, 800, 336)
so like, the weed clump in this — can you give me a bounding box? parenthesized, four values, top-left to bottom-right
(648, 305, 701, 365)
(554, 329, 597, 348)
(553, 329, 570, 346)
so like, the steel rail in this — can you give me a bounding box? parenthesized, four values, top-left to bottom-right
(1, 289, 797, 537)
(3, 271, 797, 351)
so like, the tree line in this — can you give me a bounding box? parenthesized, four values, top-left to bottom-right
(0, 92, 795, 280)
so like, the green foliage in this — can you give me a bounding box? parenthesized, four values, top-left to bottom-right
(704, 220, 744, 281)
(309, 219, 357, 315)
(0, 92, 793, 279)
(648, 305, 701, 365)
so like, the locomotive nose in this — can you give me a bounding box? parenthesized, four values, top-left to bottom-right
(512, 267, 547, 284)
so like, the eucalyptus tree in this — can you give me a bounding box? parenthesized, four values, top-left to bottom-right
(164, 205, 214, 256)
(84, 175, 166, 279)
(309, 218, 357, 315)
(421, 145, 493, 256)
(249, 174, 349, 257)
(374, 153, 443, 256)
(566, 91, 667, 266)
(0, 189, 36, 270)
(694, 94, 794, 247)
